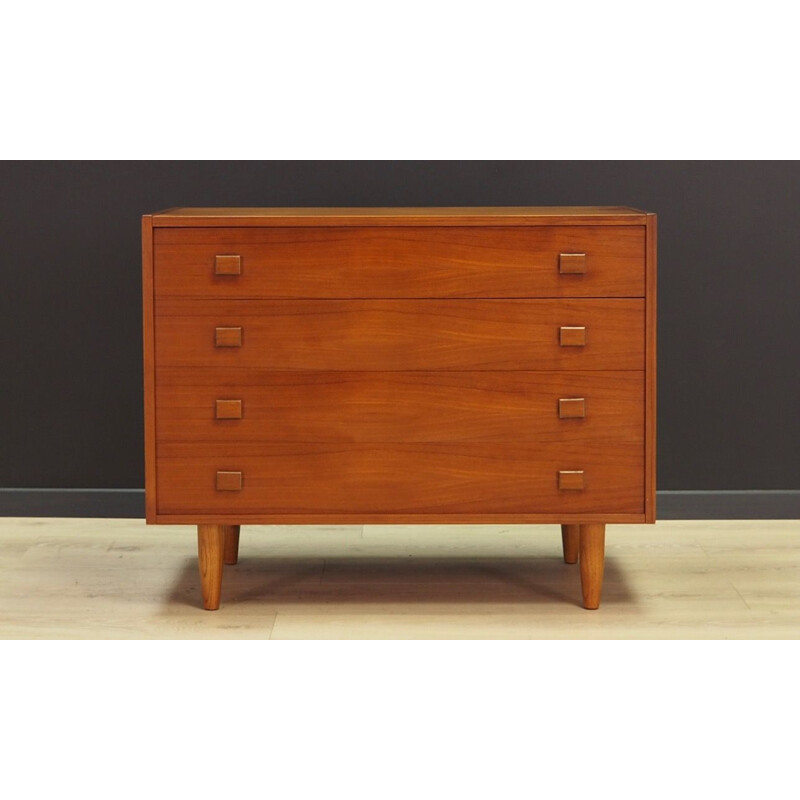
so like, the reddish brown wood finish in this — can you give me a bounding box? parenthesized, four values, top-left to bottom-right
(153, 226, 645, 299)
(561, 524, 580, 564)
(214, 326, 242, 347)
(645, 214, 658, 523)
(215, 471, 243, 491)
(155, 371, 642, 445)
(579, 524, 606, 609)
(155, 299, 644, 372)
(558, 397, 586, 419)
(558, 253, 586, 274)
(142, 207, 656, 610)
(197, 524, 225, 610)
(215, 399, 243, 419)
(141, 215, 156, 523)
(156, 441, 643, 516)
(559, 326, 587, 347)
(558, 471, 585, 491)
(156, 511, 645, 525)
(214, 254, 241, 276)
(223, 524, 240, 565)
(152, 206, 649, 227)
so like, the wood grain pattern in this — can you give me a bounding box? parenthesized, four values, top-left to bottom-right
(223, 524, 240, 565)
(155, 299, 645, 372)
(155, 511, 646, 525)
(558, 397, 586, 419)
(215, 399, 243, 419)
(214, 326, 242, 347)
(561, 524, 580, 564)
(197, 524, 225, 610)
(141, 215, 157, 522)
(156, 441, 643, 516)
(142, 208, 655, 550)
(155, 370, 643, 444)
(216, 471, 243, 491)
(558, 253, 586, 274)
(579, 523, 606, 609)
(152, 206, 649, 227)
(214, 254, 241, 276)
(558, 471, 585, 491)
(559, 326, 586, 347)
(645, 214, 658, 523)
(153, 226, 645, 299)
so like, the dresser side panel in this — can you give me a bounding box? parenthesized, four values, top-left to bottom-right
(142, 215, 157, 522)
(645, 214, 658, 522)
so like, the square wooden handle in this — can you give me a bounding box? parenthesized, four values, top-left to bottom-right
(559, 253, 586, 274)
(559, 326, 586, 346)
(216, 471, 243, 491)
(215, 399, 243, 419)
(559, 398, 586, 418)
(215, 327, 243, 347)
(215, 254, 242, 276)
(558, 470, 585, 490)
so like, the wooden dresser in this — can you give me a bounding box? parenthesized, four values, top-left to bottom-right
(142, 207, 656, 610)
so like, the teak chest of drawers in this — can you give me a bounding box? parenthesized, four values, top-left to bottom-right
(142, 207, 657, 610)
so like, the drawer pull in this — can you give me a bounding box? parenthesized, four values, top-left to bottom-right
(215, 254, 242, 276)
(216, 471, 243, 491)
(558, 470, 585, 490)
(559, 253, 586, 274)
(559, 326, 586, 346)
(215, 327, 243, 347)
(558, 398, 586, 419)
(215, 399, 243, 419)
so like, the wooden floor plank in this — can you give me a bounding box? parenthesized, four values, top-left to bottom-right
(0, 518, 798, 639)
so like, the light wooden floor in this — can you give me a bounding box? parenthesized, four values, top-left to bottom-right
(1, 517, 798, 639)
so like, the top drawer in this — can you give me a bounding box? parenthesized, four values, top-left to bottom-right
(153, 226, 645, 299)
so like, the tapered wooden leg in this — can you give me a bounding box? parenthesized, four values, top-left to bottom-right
(579, 524, 606, 610)
(223, 525, 241, 565)
(197, 524, 225, 610)
(561, 524, 580, 564)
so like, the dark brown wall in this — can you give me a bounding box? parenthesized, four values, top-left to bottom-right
(1, 161, 798, 490)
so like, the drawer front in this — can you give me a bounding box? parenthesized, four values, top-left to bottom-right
(155, 370, 644, 444)
(156, 441, 644, 515)
(155, 299, 644, 371)
(153, 226, 645, 298)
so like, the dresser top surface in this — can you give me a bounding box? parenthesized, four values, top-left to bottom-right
(149, 206, 650, 227)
